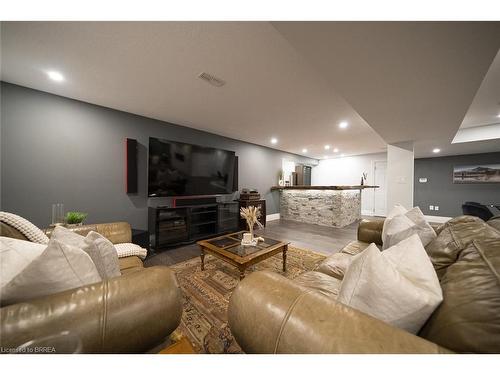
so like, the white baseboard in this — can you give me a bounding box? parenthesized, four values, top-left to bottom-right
(361, 212, 451, 223)
(266, 213, 280, 222)
(424, 215, 452, 223)
(267, 212, 450, 223)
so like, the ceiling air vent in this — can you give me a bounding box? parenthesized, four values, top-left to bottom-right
(198, 72, 226, 87)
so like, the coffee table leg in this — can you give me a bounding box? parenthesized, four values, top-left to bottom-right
(283, 245, 288, 272)
(239, 266, 246, 280)
(200, 247, 205, 271)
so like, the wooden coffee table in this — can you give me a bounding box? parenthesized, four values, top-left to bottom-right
(197, 231, 289, 280)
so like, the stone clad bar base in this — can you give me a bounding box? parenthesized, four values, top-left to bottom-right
(279, 189, 361, 228)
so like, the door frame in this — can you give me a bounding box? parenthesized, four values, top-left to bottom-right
(372, 160, 387, 217)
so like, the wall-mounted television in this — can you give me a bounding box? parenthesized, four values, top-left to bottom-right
(148, 137, 237, 197)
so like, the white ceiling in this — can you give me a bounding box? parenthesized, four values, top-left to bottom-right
(1, 21, 499, 160)
(0, 21, 386, 160)
(272, 21, 500, 158)
(450, 49, 500, 146)
(461, 49, 500, 129)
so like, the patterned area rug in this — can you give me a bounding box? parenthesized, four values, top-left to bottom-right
(170, 246, 325, 353)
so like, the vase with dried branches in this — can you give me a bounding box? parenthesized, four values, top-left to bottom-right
(240, 205, 264, 241)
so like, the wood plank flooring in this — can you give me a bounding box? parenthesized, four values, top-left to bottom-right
(258, 218, 359, 255)
(144, 218, 370, 268)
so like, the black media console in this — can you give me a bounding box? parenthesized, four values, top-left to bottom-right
(148, 201, 239, 250)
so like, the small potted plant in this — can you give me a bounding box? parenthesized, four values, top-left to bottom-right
(65, 211, 88, 227)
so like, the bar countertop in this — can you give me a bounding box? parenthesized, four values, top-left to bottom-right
(270, 185, 379, 191)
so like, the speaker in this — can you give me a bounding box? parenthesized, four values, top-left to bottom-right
(233, 156, 239, 192)
(174, 196, 217, 207)
(125, 138, 138, 194)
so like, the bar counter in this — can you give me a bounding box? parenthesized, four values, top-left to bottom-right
(271, 185, 378, 191)
(271, 185, 379, 228)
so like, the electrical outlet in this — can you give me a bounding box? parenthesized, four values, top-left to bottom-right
(435, 206, 439, 211)
(429, 205, 434, 211)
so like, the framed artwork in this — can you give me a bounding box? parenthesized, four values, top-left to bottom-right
(453, 164, 500, 184)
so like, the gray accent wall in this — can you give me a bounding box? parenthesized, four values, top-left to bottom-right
(1, 82, 316, 229)
(414, 152, 500, 217)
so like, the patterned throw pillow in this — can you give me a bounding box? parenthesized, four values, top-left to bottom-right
(114, 243, 148, 259)
(0, 211, 49, 244)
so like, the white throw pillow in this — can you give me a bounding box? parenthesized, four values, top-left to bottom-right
(381, 204, 408, 245)
(1, 238, 101, 306)
(387, 204, 408, 219)
(382, 206, 436, 250)
(338, 234, 443, 334)
(84, 231, 121, 278)
(0, 237, 46, 288)
(405, 206, 428, 226)
(51, 226, 121, 279)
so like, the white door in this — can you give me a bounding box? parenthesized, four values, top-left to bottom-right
(373, 161, 387, 217)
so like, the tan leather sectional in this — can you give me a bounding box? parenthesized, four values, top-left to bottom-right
(0, 222, 182, 353)
(228, 215, 500, 353)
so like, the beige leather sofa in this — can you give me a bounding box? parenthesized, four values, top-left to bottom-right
(228, 215, 500, 354)
(0, 222, 182, 353)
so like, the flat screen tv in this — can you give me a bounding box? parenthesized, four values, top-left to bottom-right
(148, 137, 237, 197)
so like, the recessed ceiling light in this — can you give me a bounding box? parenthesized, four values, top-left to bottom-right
(47, 71, 64, 82)
(333, 148, 339, 153)
(497, 114, 500, 118)
(339, 121, 349, 129)
(302, 148, 308, 153)
(270, 138, 278, 144)
(324, 145, 330, 150)
(433, 148, 441, 153)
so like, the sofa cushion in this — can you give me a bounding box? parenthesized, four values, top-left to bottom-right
(51, 226, 121, 279)
(294, 271, 342, 298)
(118, 256, 144, 274)
(316, 252, 354, 280)
(338, 235, 443, 334)
(425, 215, 500, 279)
(340, 240, 371, 256)
(1, 238, 101, 306)
(419, 238, 500, 353)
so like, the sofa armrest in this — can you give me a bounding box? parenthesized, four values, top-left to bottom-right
(357, 218, 384, 246)
(228, 271, 450, 354)
(95, 222, 132, 244)
(45, 222, 132, 244)
(0, 266, 182, 353)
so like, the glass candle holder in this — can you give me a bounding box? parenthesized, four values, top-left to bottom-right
(51, 203, 65, 226)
